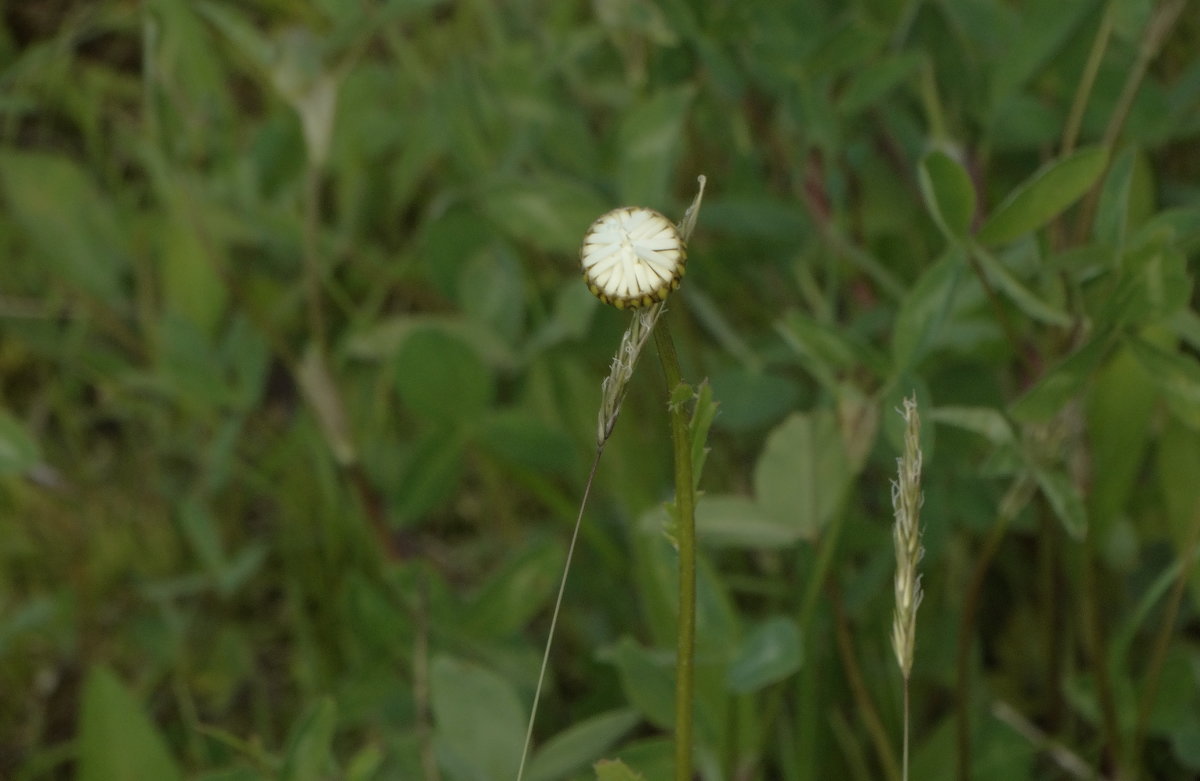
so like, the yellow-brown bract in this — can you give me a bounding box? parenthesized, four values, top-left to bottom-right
(580, 207, 686, 309)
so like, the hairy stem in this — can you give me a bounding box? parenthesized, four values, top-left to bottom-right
(655, 322, 697, 781)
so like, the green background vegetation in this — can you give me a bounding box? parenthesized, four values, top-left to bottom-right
(2, 0, 1199, 778)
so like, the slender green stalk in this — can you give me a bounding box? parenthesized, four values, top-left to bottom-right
(1129, 504, 1200, 778)
(654, 322, 697, 781)
(1061, 1, 1114, 156)
(956, 474, 1034, 781)
(516, 448, 604, 781)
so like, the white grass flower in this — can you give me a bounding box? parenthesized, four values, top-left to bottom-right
(581, 207, 686, 309)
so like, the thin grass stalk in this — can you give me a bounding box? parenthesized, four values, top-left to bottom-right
(833, 585, 902, 781)
(956, 474, 1033, 781)
(1075, 0, 1187, 240)
(515, 449, 603, 781)
(1061, 1, 1115, 156)
(1129, 503, 1200, 778)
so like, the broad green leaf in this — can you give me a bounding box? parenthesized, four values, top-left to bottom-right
(1010, 336, 1111, 422)
(159, 213, 228, 338)
(78, 666, 183, 781)
(481, 176, 610, 255)
(707, 368, 797, 432)
(595, 738, 672, 781)
(457, 244, 525, 346)
(1086, 347, 1157, 536)
(421, 206, 492, 298)
(430, 655, 525, 781)
(837, 51, 922, 115)
(1128, 336, 1200, 429)
(977, 146, 1109, 246)
(462, 539, 563, 637)
(477, 410, 577, 476)
(632, 514, 742, 656)
(0, 410, 40, 475)
(394, 328, 493, 425)
(347, 315, 518, 369)
(753, 410, 850, 539)
(595, 759, 648, 781)
(394, 427, 467, 524)
(1157, 423, 1200, 607)
(527, 709, 640, 781)
(971, 244, 1071, 326)
(1101, 242, 1193, 327)
(1094, 146, 1138, 249)
(929, 406, 1015, 446)
(726, 616, 803, 693)
(281, 698, 337, 781)
(0, 152, 129, 310)
(617, 86, 695, 206)
(605, 637, 675, 729)
(919, 150, 976, 242)
(1029, 463, 1087, 539)
(696, 494, 805, 549)
(777, 310, 889, 386)
(891, 253, 978, 369)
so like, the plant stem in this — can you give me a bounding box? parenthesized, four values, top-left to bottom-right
(516, 447, 604, 781)
(654, 321, 697, 781)
(902, 680, 911, 781)
(1061, 1, 1114, 156)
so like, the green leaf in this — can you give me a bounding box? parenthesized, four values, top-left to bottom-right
(78, 666, 183, 781)
(753, 410, 850, 539)
(616, 86, 695, 206)
(1157, 422, 1200, 620)
(977, 146, 1109, 246)
(1086, 347, 1157, 536)
(0, 410, 40, 475)
(929, 406, 1015, 446)
(481, 175, 609, 255)
(462, 539, 564, 637)
(430, 655, 525, 781)
(458, 244, 525, 346)
(1093, 146, 1138, 248)
(605, 637, 675, 729)
(726, 616, 803, 694)
(594, 759, 648, 781)
(707, 368, 797, 432)
(0, 152, 130, 310)
(281, 697, 337, 781)
(1010, 336, 1111, 422)
(394, 427, 467, 524)
(891, 253, 978, 369)
(394, 328, 493, 426)
(159, 213, 229, 338)
(1029, 463, 1087, 539)
(477, 410, 578, 476)
(696, 494, 805, 549)
(919, 150, 976, 242)
(1127, 336, 1200, 429)
(526, 709, 640, 781)
(837, 51, 922, 115)
(970, 244, 1071, 326)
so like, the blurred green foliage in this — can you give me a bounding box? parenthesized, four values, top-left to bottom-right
(1, 0, 1199, 779)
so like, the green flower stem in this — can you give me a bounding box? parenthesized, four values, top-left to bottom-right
(654, 320, 696, 781)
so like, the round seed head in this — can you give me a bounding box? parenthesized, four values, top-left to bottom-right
(580, 207, 686, 309)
